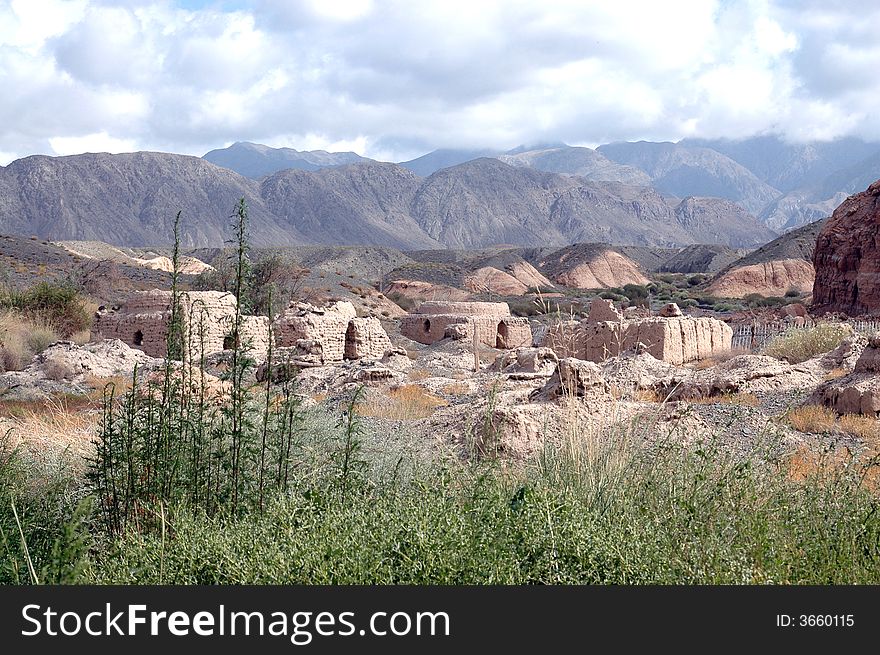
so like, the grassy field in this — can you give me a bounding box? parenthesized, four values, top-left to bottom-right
(3, 396, 880, 585)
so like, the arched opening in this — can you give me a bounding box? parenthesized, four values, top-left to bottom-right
(423, 319, 432, 333)
(495, 321, 509, 349)
(344, 322, 358, 359)
(133, 330, 144, 347)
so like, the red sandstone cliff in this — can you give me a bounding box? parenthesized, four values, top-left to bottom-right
(812, 180, 880, 315)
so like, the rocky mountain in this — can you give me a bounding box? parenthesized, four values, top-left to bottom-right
(497, 146, 650, 185)
(0, 152, 775, 250)
(596, 141, 780, 214)
(409, 158, 775, 249)
(398, 148, 503, 177)
(259, 162, 439, 250)
(203, 141, 370, 178)
(657, 245, 747, 275)
(0, 152, 299, 247)
(680, 135, 880, 193)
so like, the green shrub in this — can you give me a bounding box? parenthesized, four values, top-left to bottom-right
(763, 323, 853, 364)
(0, 282, 91, 337)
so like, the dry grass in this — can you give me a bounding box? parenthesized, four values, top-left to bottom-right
(763, 323, 853, 364)
(692, 347, 751, 370)
(689, 392, 760, 407)
(407, 367, 432, 381)
(1, 396, 98, 476)
(787, 405, 837, 434)
(839, 414, 879, 441)
(70, 329, 91, 345)
(633, 388, 666, 403)
(442, 381, 471, 396)
(823, 367, 847, 381)
(355, 384, 449, 420)
(0, 310, 60, 372)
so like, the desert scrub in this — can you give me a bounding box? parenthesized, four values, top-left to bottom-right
(83, 427, 880, 585)
(355, 384, 448, 420)
(0, 281, 92, 337)
(0, 310, 60, 371)
(762, 323, 852, 364)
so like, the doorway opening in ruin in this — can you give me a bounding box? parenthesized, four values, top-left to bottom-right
(133, 330, 144, 347)
(423, 319, 431, 333)
(495, 322, 508, 349)
(344, 322, 357, 360)
(223, 334, 239, 350)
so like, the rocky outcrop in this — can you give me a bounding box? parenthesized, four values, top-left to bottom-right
(532, 358, 608, 400)
(669, 355, 819, 401)
(812, 180, 880, 315)
(811, 334, 880, 415)
(706, 259, 815, 299)
(464, 267, 529, 296)
(546, 247, 650, 289)
(493, 347, 559, 378)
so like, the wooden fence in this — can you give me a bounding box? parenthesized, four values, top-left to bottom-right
(731, 319, 880, 352)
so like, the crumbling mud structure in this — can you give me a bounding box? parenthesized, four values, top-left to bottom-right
(96, 293, 394, 365)
(400, 301, 532, 349)
(273, 301, 392, 364)
(94, 290, 270, 359)
(541, 300, 732, 366)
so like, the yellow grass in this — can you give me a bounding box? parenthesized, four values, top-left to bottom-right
(690, 392, 760, 407)
(407, 367, 432, 381)
(823, 367, 847, 381)
(692, 347, 750, 370)
(839, 414, 879, 441)
(355, 384, 449, 420)
(442, 381, 471, 396)
(787, 405, 838, 434)
(1, 396, 98, 475)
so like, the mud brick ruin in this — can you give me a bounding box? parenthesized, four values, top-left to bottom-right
(273, 301, 392, 363)
(94, 290, 270, 359)
(541, 299, 732, 365)
(400, 301, 532, 349)
(96, 293, 393, 365)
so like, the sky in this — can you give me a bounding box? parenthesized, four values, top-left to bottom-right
(1, 0, 879, 165)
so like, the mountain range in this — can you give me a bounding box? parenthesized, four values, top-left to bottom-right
(1, 134, 877, 251)
(207, 136, 880, 231)
(0, 152, 774, 249)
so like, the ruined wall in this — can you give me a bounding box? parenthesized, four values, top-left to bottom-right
(536, 300, 732, 365)
(581, 316, 732, 365)
(344, 317, 393, 360)
(400, 301, 532, 349)
(273, 301, 393, 363)
(95, 290, 269, 359)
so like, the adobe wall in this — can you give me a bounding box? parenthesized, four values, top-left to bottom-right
(95, 290, 270, 359)
(413, 301, 512, 317)
(273, 301, 393, 363)
(400, 310, 532, 349)
(536, 300, 732, 365)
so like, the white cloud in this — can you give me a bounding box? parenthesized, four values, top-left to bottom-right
(0, 0, 878, 163)
(49, 131, 138, 155)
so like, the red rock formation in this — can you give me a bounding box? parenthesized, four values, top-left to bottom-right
(812, 180, 880, 315)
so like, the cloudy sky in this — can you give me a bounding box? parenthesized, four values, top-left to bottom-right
(1, 0, 879, 165)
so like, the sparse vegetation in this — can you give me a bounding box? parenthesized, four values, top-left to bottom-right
(763, 323, 853, 364)
(787, 405, 838, 434)
(0, 310, 60, 372)
(355, 384, 448, 420)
